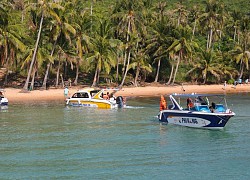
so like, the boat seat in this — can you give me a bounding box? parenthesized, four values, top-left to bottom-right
(195, 105, 210, 112)
(215, 104, 226, 112)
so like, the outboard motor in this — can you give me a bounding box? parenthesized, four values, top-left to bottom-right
(116, 96, 124, 108)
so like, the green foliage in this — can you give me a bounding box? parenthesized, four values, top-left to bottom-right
(0, 0, 250, 87)
(227, 79, 235, 85)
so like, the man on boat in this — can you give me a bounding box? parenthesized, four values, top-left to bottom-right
(103, 92, 110, 100)
(160, 95, 167, 111)
(187, 98, 194, 109)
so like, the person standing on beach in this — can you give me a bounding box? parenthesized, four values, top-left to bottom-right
(64, 87, 69, 98)
(223, 81, 227, 90)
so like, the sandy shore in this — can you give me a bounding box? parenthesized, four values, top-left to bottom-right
(2, 83, 250, 103)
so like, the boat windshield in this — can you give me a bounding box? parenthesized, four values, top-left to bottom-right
(72, 92, 89, 98)
(90, 90, 100, 97)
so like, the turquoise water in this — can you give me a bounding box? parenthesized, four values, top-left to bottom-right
(1, 94, 250, 179)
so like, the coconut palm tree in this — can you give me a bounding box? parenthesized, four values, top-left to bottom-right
(199, 0, 225, 50)
(167, 25, 196, 85)
(130, 49, 152, 86)
(41, 1, 77, 89)
(230, 44, 250, 79)
(0, 2, 26, 84)
(187, 48, 226, 83)
(144, 2, 173, 83)
(87, 19, 116, 87)
(23, 0, 64, 90)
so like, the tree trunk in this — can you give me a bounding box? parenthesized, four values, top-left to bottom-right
(192, 19, 197, 40)
(122, 47, 127, 77)
(74, 60, 79, 85)
(119, 49, 131, 87)
(134, 62, 140, 87)
(91, 65, 98, 87)
(116, 56, 119, 84)
(233, 26, 237, 42)
(206, 32, 210, 50)
(42, 40, 56, 89)
(209, 28, 213, 49)
(154, 59, 161, 82)
(4, 70, 8, 86)
(171, 52, 181, 85)
(122, 18, 131, 77)
(167, 64, 174, 85)
(239, 61, 244, 79)
(23, 12, 44, 90)
(55, 57, 61, 88)
(30, 69, 36, 91)
(202, 76, 206, 84)
(60, 74, 64, 88)
(42, 63, 50, 89)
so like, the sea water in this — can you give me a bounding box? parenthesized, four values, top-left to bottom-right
(1, 94, 250, 179)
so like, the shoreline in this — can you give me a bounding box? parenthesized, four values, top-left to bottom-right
(2, 84, 250, 103)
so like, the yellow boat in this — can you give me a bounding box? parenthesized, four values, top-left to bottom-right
(65, 88, 125, 109)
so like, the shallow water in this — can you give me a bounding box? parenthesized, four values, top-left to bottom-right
(1, 94, 250, 179)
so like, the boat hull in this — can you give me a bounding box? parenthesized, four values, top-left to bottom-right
(158, 110, 234, 129)
(0, 97, 8, 106)
(0, 102, 8, 106)
(67, 99, 114, 109)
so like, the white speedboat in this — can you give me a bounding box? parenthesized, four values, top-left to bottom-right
(158, 93, 235, 129)
(0, 89, 8, 106)
(66, 88, 125, 109)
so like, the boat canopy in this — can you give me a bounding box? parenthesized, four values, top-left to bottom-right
(171, 93, 225, 98)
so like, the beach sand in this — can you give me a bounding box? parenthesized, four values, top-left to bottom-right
(2, 83, 250, 103)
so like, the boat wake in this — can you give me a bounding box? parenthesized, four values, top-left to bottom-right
(123, 105, 144, 109)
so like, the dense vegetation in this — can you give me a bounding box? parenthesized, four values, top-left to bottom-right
(0, 0, 249, 90)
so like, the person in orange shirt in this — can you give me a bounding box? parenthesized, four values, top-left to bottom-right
(186, 98, 194, 109)
(159, 95, 167, 111)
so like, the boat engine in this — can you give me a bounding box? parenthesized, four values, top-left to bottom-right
(116, 96, 124, 108)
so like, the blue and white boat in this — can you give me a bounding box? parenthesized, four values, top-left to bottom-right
(158, 93, 235, 129)
(0, 89, 8, 106)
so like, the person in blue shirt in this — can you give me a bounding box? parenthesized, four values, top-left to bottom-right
(64, 87, 69, 98)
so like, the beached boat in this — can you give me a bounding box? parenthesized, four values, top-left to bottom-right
(65, 88, 125, 109)
(158, 93, 235, 129)
(0, 89, 8, 106)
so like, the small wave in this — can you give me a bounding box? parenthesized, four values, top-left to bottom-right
(123, 105, 144, 109)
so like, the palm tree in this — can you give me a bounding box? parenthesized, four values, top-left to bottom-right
(229, 10, 242, 43)
(230, 44, 250, 79)
(199, 0, 225, 50)
(23, 0, 64, 90)
(130, 49, 152, 86)
(71, 1, 93, 86)
(167, 25, 195, 85)
(173, 3, 189, 27)
(41, 1, 76, 89)
(230, 15, 250, 79)
(144, 2, 173, 83)
(0, 2, 26, 84)
(187, 48, 227, 83)
(189, 5, 201, 40)
(87, 20, 116, 87)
